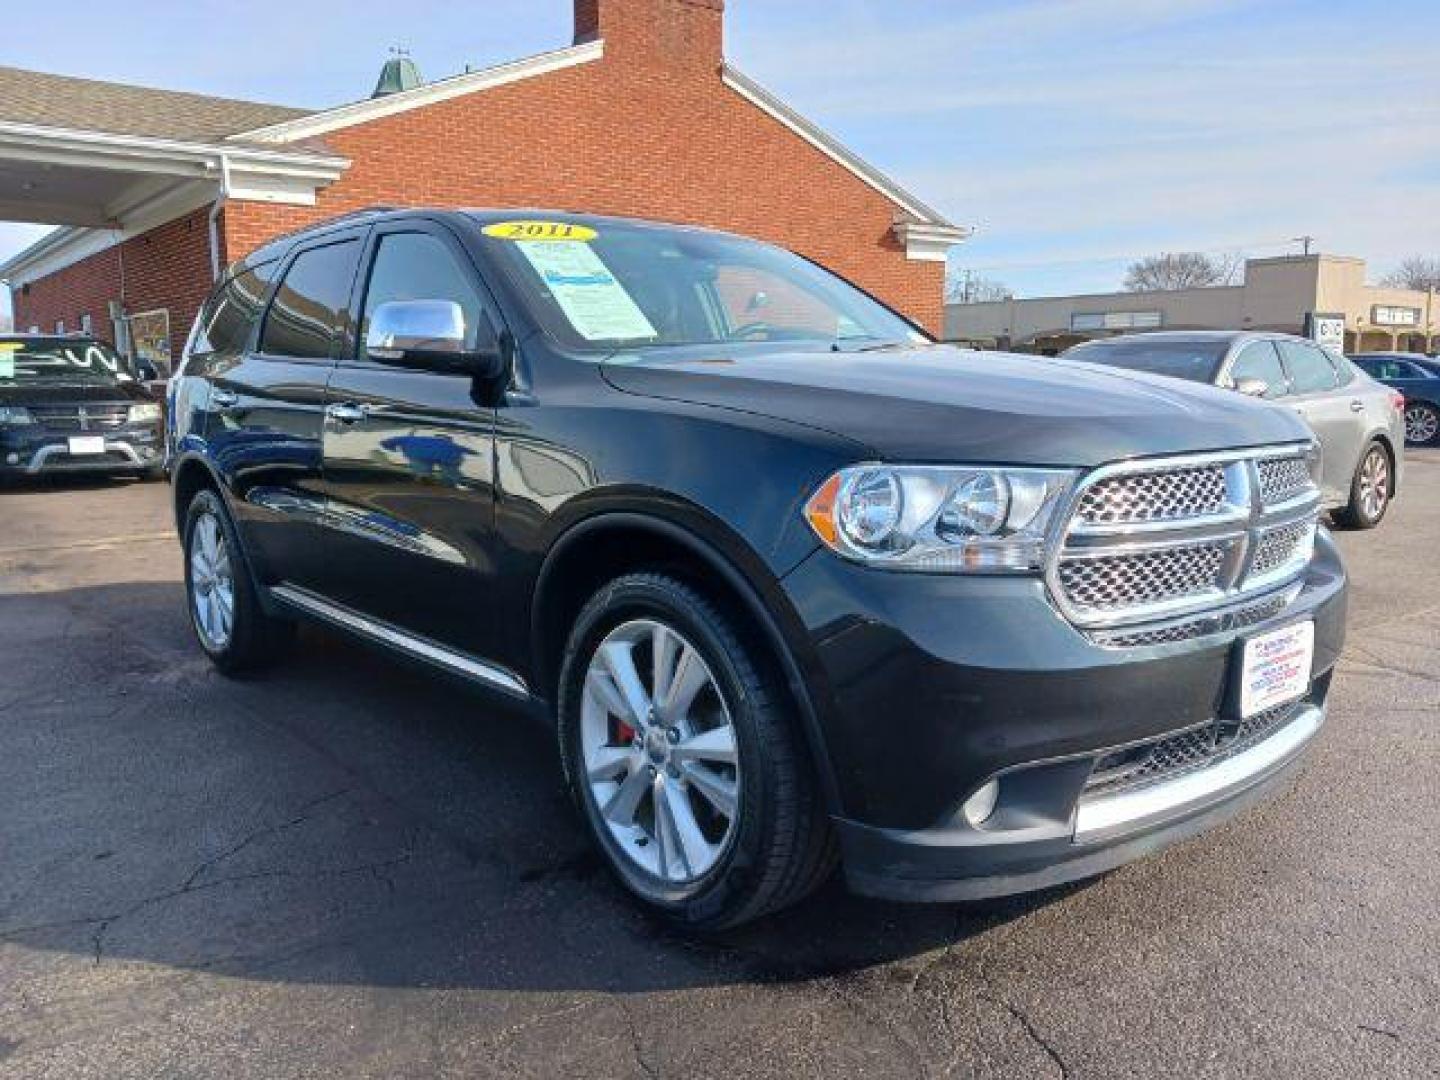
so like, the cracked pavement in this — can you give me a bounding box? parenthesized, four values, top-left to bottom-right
(2, 454, 1438, 1079)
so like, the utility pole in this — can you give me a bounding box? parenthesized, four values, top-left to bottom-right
(1292, 235, 1316, 256)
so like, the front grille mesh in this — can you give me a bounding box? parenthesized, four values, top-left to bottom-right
(29, 405, 128, 432)
(1057, 542, 1228, 612)
(1075, 466, 1228, 526)
(1256, 456, 1311, 504)
(1093, 587, 1294, 648)
(1250, 520, 1313, 577)
(1084, 699, 1305, 797)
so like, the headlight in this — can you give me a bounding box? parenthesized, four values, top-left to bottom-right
(0, 406, 33, 427)
(127, 402, 162, 424)
(804, 464, 1076, 572)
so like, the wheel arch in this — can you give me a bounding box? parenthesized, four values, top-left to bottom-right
(530, 510, 842, 814)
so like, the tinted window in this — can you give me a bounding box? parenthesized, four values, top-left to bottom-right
(0, 338, 139, 386)
(194, 261, 278, 356)
(359, 232, 485, 361)
(1278, 341, 1339, 394)
(259, 240, 361, 359)
(1361, 357, 1430, 380)
(1065, 339, 1228, 383)
(1227, 341, 1289, 398)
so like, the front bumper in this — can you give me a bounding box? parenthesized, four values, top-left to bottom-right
(780, 528, 1347, 902)
(0, 426, 162, 475)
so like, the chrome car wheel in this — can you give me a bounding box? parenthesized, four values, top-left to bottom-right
(1358, 446, 1390, 521)
(189, 511, 235, 650)
(580, 618, 739, 884)
(1405, 404, 1438, 445)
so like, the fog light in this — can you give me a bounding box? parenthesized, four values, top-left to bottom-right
(961, 779, 1000, 827)
(5, 453, 17, 465)
(141, 447, 156, 459)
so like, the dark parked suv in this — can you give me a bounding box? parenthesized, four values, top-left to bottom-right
(168, 209, 1347, 928)
(0, 334, 164, 480)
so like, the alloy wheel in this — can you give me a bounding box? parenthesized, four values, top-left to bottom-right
(189, 511, 235, 650)
(1405, 404, 1438, 445)
(1358, 447, 1390, 521)
(580, 618, 740, 884)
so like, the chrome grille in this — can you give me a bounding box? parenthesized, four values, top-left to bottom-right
(29, 404, 129, 432)
(1084, 698, 1305, 797)
(1256, 456, 1311, 505)
(1250, 520, 1314, 578)
(1049, 445, 1320, 631)
(1057, 542, 1229, 613)
(1090, 585, 1297, 648)
(1075, 465, 1227, 526)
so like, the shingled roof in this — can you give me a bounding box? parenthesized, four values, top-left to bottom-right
(0, 65, 312, 144)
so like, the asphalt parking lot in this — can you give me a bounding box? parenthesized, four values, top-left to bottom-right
(2, 456, 1438, 1079)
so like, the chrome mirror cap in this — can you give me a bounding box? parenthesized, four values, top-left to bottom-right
(366, 299, 468, 360)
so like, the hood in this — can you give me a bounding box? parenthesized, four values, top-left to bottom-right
(601, 345, 1310, 466)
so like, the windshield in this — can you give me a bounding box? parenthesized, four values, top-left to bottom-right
(478, 218, 928, 353)
(1065, 339, 1228, 384)
(0, 338, 139, 387)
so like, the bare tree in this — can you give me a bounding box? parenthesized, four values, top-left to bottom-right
(1380, 256, 1440, 292)
(947, 270, 1014, 304)
(1124, 252, 1242, 292)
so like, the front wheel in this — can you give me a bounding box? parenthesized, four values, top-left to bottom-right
(1334, 441, 1392, 530)
(557, 573, 835, 930)
(1404, 402, 1439, 446)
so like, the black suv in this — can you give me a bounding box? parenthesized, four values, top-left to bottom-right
(0, 335, 163, 480)
(168, 209, 1347, 929)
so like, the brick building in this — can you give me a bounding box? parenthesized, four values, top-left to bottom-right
(0, 0, 968, 372)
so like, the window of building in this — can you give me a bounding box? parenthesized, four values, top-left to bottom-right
(79, 313, 93, 335)
(54, 319, 65, 334)
(259, 240, 361, 360)
(195, 261, 280, 356)
(1277, 340, 1339, 394)
(358, 232, 485, 361)
(1227, 341, 1289, 398)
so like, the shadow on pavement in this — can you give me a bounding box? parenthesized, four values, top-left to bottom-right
(0, 580, 1083, 995)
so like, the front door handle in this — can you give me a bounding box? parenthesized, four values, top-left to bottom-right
(1350, 399, 1365, 413)
(325, 402, 371, 424)
(210, 388, 239, 409)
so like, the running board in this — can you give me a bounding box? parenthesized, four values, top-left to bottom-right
(269, 584, 530, 698)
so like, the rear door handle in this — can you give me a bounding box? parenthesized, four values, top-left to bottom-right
(1350, 399, 1365, 413)
(325, 402, 369, 424)
(210, 388, 239, 409)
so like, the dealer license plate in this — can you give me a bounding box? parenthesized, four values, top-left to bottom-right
(67, 436, 106, 455)
(1239, 621, 1314, 718)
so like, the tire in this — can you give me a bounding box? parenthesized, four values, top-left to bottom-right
(182, 488, 294, 674)
(1404, 402, 1439, 447)
(1333, 441, 1393, 530)
(557, 572, 835, 931)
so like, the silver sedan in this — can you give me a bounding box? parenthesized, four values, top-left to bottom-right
(1064, 331, 1406, 529)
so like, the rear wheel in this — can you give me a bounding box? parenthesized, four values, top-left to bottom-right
(1334, 441, 1392, 530)
(183, 488, 293, 673)
(557, 572, 835, 930)
(1404, 402, 1438, 446)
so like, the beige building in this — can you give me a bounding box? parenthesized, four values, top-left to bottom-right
(946, 254, 1438, 355)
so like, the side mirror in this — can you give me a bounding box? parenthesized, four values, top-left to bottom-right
(1234, 377, 1270, 397)
(366, 300, 505, 379)
(133, 357, 159, 381)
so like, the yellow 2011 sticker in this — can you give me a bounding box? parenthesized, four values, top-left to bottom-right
(482, 220, 597, 242)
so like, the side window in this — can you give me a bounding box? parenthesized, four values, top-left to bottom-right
(193, 261, 279, 356)
(1227, 341, 1289, 398)
(358, 232, 485, 361)
(1278, 341, 1339, 394)
(259, 240, 361, 360)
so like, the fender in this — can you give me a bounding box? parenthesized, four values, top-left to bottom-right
(531, 508, 843, 815)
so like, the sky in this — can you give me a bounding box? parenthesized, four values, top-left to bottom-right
(3, 0, 1439, 323)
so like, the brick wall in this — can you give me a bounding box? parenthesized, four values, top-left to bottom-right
(226, 0, 945, 330)
(12, 206, 216, 364)
(16, 0, 946, 341)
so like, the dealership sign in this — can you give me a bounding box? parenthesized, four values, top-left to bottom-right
(1372, 304, 1421, 327)
(1070, 310, 1163, 332)
(1305, 312, 1346, 354)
